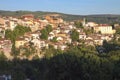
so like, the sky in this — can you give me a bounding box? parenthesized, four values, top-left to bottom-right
(0, 0, 120, 15)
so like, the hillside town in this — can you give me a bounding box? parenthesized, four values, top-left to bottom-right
(1, 0, 120, 80)
(0, 14, 120, 60)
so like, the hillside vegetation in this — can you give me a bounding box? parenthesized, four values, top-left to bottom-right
(0, 10, 120, 24)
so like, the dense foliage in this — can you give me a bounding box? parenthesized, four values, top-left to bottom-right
(5, 25, 31, 42)
(5, 25, 31, 55)
(116, 28, 120, 34)
(40, 25, 52, 40)
(70, 29, 79, 41)
(74, 21, 84, 28)
(0, 44, 120, 80)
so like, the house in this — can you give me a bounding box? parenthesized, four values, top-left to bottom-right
(101, 34, 113, 41)
(48, 32, 55, 40)
(68, 25, 74, 29)
(64, 29, 70, 34)
(86, 36, 93, 40)
(21, 19, 33, 27)
(56, 36, 63, 41)
(93, 35, 104, 45)
(0, 39, 12, 54)
(15, 38, 26, 48)
(21, 20, 34, 31)
(0, 27, 5, 38)
(52, 42, 67, 50)
(33, 20, 41, 31)
(8, 20, 17, 30)
(40, 40, 48, 49)
(24, 32, 32, 41)
(52, 29, 61, 34)
(31, 39, 41, 48)
(94, 24, 116, 34)
(38, 20, 49, 30)
(59, 44, 67, 50)
(85, 22, 98, 28)
(45, 14, 63, 28)
(45, 14, 63, 24)
(79, 32, 86, 40)
(56, 33, 67, 38)
(85, 39, 94, 46)
(93, 37, 103, 45)
(30, 32, 40, 39)
(21, 14, 34, 21)
(66, 37, 72, 44)
(0, 18, 5, 28)
(2, 40, 12, 54)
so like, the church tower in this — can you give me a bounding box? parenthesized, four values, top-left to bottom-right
(83, 18, 86, 26)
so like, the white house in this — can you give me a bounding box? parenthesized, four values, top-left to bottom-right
(94, 24, 116, 34)
(9, 20, 17, 30)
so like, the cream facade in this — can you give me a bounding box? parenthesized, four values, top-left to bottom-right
(15, 39, 26, 48)
(94, 25, 116, 34)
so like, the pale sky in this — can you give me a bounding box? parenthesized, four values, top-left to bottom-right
(0, 0, 120, 15)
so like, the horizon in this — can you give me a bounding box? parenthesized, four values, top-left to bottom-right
(0, 0, 120, 15)
(0, 10, 120, 16)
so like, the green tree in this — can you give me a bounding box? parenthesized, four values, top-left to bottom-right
(84, 29, 94, 35)
(5, 25, 31, 56)
(0, 52, 7, 61)
(51, 37, 57, 42)
(74, 21, 83, 28)
(14, 25, 31, 37)
(40, 29, 48, 40)
(116, 28, 120, 34)
(70, 29, 79, 41)
(5, 29, 13, 39)
(46, 25, 52, 34)
(5, 25, 31, 42)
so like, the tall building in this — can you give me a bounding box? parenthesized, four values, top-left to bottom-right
(82, 18, 86, 26)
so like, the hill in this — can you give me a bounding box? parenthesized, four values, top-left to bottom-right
(0, 10, 120, 24)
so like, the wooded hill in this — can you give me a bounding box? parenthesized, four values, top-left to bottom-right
(0, 10, 120, 24)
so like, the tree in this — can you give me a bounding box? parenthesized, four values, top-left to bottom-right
(51, 37, 57, 42)
(70, 29, 79, 41)
(74, 21, 83, 28)
(116, 28, 120, 34)
(83, 29, 94, 35)
(5, 29, 13, 39)
(14, 25, 31, 37)
(40, 29, 48, 40)
(40, 25, 53, 40)
(46, 25, 52, 34)
(5, 25, 31, 42)
(5, 25, 32, 56)
(0, 52, 7, 61)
